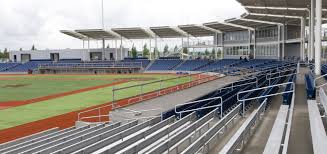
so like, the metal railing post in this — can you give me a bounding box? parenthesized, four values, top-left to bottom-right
(112, 86, 116, 110)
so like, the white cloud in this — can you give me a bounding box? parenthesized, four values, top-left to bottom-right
(0, 0, 245, 51)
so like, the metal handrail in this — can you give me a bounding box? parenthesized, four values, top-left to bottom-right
(218, 77, 258, 91)
(266, 69, 296, 78)
(314, 74, 327, 88)
(175, 96, 223, 118)
(219, 98, 267, 154)
(267, 73, 298, 85)
(237, 82, 295, 116)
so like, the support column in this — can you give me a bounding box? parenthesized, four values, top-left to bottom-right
(115, 40, 118, 61)
(282, 25, 285, 60)
(87, 38, 90, 61)
(311, 0, 315, 60)
(315, 0, 322, 75)
(102, 38, 105, 60)
(278, 25, 281, 60)
(301, 18, 305, 60)
(120, 37, 123, 60)
(248, 30, 251, 59)
(149, 39, 152, 60)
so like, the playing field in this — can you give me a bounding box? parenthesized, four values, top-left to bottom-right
(0, 74, 192, 130)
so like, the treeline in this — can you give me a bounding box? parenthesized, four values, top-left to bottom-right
(0, 48, 9, 58)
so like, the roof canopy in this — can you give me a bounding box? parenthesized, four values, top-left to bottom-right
(75, 29, 120, 40)
(178, 24, 219, 37)
(60, 30, 88, 40)
(226, 18, 278, 29)
(237, 0, 312, 8)
(111, 27, 153, 39)
(243, 13, 302, 25)
(203, 21, 252, 32)
(150, 26, 187, 38)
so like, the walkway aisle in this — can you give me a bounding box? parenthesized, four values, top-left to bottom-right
(241, 94, 282, 154)
(287, 68, 313, 154)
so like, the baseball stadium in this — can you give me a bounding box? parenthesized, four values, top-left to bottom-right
(0, 0, 327, 153)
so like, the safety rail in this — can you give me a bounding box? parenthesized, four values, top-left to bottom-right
(266, 68, 297, 79)
(266, 72, 298, 85)
(181, 103, 242, 154)
(77, 104, 113, 122)
(255, 63, 297, 74)
(237, 82, 295, 116)
(175, 96, 223, 118)
(78, 74, 219, 124)
(319, 88, 327, 116)
(314, 74, 327, 88)
(282, 91, 295, 154)
(217, 77, 258, 92)
(219, 98, 267, 154)
(121, 73, 219, 108)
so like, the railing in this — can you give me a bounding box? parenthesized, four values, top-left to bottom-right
(282, 92, 295, 154)
(219, 98, 267, 154)
(237, 82, 295, 116)
(314, 74, 327, 88)
(113, 72, 220, 109)
(217, 77, 258, 92)
(266, 72, 298, 85)
(175, 96, 223, 118)
(181, 103, 242, 154)
(77, 72, 219, 123)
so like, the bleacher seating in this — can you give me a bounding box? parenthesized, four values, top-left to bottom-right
(197, 59, 240, 72)
(147, 59, 182, 71)
(122, 58, 150, 68)
(174, 59, 210, 71)
(5, 60, 51, 72)
(0, 63, 20, 72)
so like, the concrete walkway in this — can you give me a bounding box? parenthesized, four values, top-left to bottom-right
(110, 75, 241, 122)
(287, 67, 313, 154)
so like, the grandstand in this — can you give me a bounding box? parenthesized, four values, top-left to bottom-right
(1, 0, 327, 153)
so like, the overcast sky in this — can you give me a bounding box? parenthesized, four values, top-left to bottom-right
(0, 0, 246, 51)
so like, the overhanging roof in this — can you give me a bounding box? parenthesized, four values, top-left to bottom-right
(203, 21, 252, 32)
(226, 17, 279, 29)
(75, 29, 120, 40)
(245, 6, 327, 18)
(111, 27, 154, 39)
(243, 13, 302, 25)
(237, 0, 313, 8)
(178, 24, 219, 37)
(150, 26, 187, 38)
(60, 30, 88, 40)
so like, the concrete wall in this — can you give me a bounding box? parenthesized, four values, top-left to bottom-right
(9, 48, 129, 62)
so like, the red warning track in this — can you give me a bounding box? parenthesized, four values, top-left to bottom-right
(0, 80, 128, 110)
(0, 75, 219, 144)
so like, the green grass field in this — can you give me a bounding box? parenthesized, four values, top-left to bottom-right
(0, 74, 192, 130)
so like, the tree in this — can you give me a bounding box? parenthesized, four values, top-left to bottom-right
(163, 44, 169, 55)
(211, 48, 216, 59)
(174, 45, 178, 52)
(142, 44, 150, 57)
(131, 45, 137, 58)
(0, 48, 9, 59)
(19, 48, 23, 51)
(205, 49, 210, 56)
(31, 45, 36, 50)
(106, 44, 110, 48)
